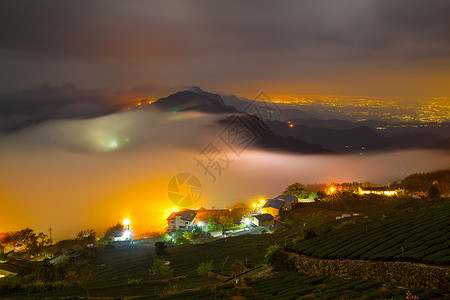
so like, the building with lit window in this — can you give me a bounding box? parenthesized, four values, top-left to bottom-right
(166, 209, 197, 232)
(251, 214, 274, 227)
(358, 187, 404, 196)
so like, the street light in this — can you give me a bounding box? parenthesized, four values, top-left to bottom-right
(122, 218, 131, 242)
(123, 217, 131, 229)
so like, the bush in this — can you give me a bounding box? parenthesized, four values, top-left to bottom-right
(160, 283, 181, 296)
(152, 258, 174, 277)
(264, 244, 280, 264)
(155, 241, 168, 255)
(127, 278, 142, 285)
(231, 259, 245, 274)
(0, 276, 21, 295)
(196, 260, 214, 276)
(175, 236, 190, 245)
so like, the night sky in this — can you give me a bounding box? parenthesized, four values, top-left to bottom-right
(1, 0, 449, 96)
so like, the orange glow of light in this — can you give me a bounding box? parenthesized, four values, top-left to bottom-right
(289, 124, 294, 128)
(123, 217, 131, 227)
(163, 206, 179, 219)
(328, 186, 336, 195)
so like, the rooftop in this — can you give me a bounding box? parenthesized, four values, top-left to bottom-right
(167, 209, 197, 222)
(263, 199, 285, 210)
(274, 194, 298, 203)
(253, 213, 275, 221)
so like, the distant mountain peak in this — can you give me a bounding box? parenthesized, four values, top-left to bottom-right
(151, 90, 238, 114)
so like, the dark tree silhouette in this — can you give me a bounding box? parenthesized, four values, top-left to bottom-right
(428, 184, 440, 198)
(283, 183, 309, 199)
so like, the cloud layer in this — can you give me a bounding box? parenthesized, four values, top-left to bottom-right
(0, 0, 448, 96)
(0, 109, 449, 239)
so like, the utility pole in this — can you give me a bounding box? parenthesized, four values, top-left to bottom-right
(48, 227, 53, 245)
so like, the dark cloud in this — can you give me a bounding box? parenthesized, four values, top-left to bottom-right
(0, 0, 448, 96)
(0, 83, 123, 133)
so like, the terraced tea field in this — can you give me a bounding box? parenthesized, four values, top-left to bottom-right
(288, 202, 450, 264)
(159, 271, 447, 299)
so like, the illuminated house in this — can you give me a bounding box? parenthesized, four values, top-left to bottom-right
(262, 194, 298, 217)
(251, 214, 274, 227)
(0, 258, 41, 278)
(166, 209, 197, 232)
(262, 199, 286, 217)
(358, 187, 404, 196)
(273, 194, 298, 209)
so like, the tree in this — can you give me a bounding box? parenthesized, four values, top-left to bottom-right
(308, 192, 318, 199)
(233, 202, 248, 209)
(283, 183, 309, 199)
(2, 228, 38, 252)
(217, 215, 234, 237)
(303, 212, 325, 237)
(76, 229, 96, 243)
(101, 222, 125, 241)
(206, 217, 219, 232)
(316, 190, 326, 198)
(428, 184, 440, 199)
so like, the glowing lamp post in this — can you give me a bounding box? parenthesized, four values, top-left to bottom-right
(122, 218, 131, 242)
(123, 218, 131, 230)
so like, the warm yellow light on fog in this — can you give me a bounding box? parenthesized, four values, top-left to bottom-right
(123, 217, 131, 227)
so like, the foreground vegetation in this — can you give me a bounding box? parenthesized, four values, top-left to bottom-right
(1, 176, 449, 299)
(157, 271, 447, 300)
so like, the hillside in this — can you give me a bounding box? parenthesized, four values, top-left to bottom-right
(397, 169, 450, 196)
(287, 201, 450, 265)
(218, 115, 332, 154)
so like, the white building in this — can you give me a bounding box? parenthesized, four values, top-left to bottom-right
(166, 209, 197, 232)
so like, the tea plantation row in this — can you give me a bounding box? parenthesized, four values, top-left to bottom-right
(288, 202, 450, 264)
(158, 271, 447, 299)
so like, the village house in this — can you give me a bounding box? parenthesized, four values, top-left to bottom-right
(273, 194, 299, 209)
(0, 258, 41, 278)
(251, 214, 274, 227)
(358, 186, 404, 196)
(262, 199, 286, 217)
(262, 194, 299, 217)
(166, 209, 197, 232)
